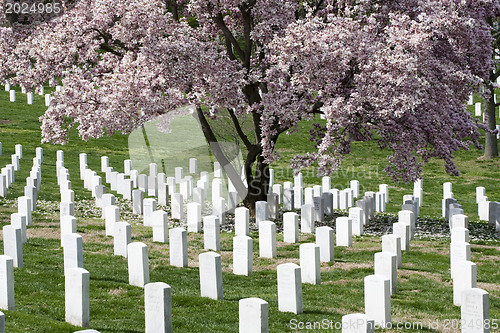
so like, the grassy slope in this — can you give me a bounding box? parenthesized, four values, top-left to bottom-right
(0, 87, 498, 332)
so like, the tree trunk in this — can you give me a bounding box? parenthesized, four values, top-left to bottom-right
(242, 154, 270, 216)
(483, 82, 499, 159)
(194, 106, 269, 216)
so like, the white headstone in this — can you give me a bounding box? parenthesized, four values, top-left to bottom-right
(293, 186, 303, 209)
(398, 210, 415, 240)
(65, 267, 90, 327)
(233, 235, 253, 276)
(105, 205, 120, 237)
(255, 201, 268, 225)
(299, 243, 321, 285)
(300, 204, 314, 233)
(453, 260, 477, 306)
(142, 198, 157, 226)
(171, 193, 185, 220)
(341, 313, 375, 333)
(114, 222, 131, 257)
(283, 212, 299, 243)
(450, 241, 471, 279)
(393, 222, 410, 251)
(10, 213, 26, 244)
(336, 217, 352, 247)
(18, 196, 32, 226)
(152, 210, 169, 243)
(3, 226, 22, 268)
(101, 194, 115, 219)
(258, 221, 276, 258)
(374, 252, 397, 295)
(148, 163, 158, 197)
(0, 256, 14, 310)
(169, 228, 188, 268)
(277, 263, 302, 314)
(145, 282, 172, 333)
(199, 252, 223, 300)
(132, 190, 144, 215)
(349, 207, 364, 236)
(239, 298, 268, 333)
(203, 215, 220, 251)
(381, 234, 402, 268)
(63, 233, 83, 274)
(364, 275, 391, 328)
(235, 207, 250, 236)
(461, 288, 489, 333)
(316, 226, 334, 262)
(127, 242, 150, 287)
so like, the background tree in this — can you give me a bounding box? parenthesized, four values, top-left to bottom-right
(483, 16, 500, 159)
(0, 0, 498, 213)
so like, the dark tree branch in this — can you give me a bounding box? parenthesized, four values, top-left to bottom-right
(228, 108, 253, 148)
(213, 13, 245, 62)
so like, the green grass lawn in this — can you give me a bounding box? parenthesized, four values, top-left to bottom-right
(0, 87, 498, 332)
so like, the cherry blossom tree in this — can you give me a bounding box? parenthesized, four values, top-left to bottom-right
(483, 16, 500, 159)
(0, 0, 498, 212)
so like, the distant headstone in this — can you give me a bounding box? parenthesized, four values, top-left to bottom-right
(186, 203, 202, 233)
(277, 263, 302, 314)
(451, 214, 468, 229)
(148, 163, 158, 197)
(127, 242, 150, 287)
(398, 210, 415, 240)
(63, 233, 83, 274)
(199, 252, 223, 300)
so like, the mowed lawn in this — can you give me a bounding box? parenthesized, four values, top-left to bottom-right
(0, 86, 498, 332)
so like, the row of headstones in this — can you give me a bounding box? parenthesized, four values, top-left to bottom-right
(448, 213, 492, 331)
(0, 147, 44, 332)
(0, 143, 26, 197)
(63, 154, 392, 331)
(442, 182, 500, 231)
(3, 82, 59, 106)
(442, 188, 492, 331)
